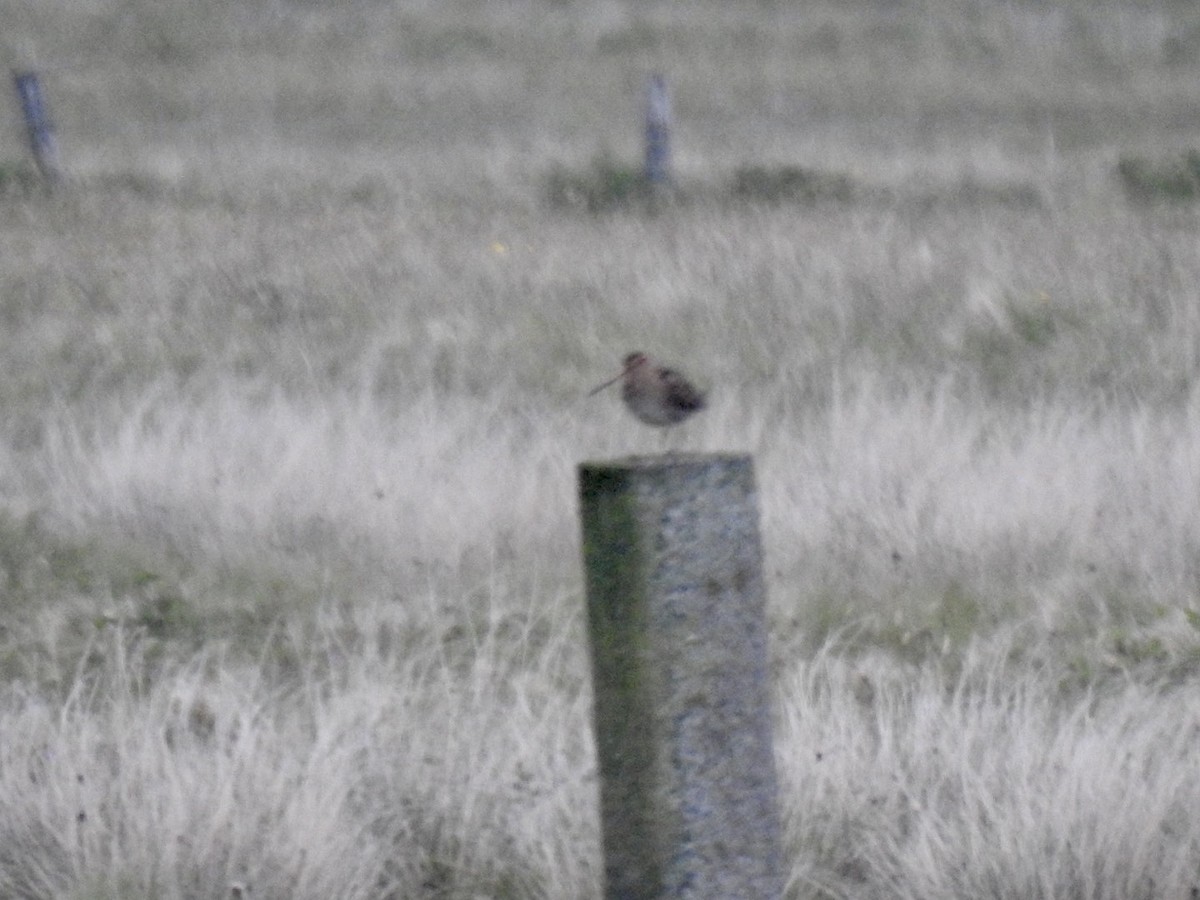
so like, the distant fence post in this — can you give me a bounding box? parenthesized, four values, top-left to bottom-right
(12, 70, 62, 184)
(578, 454, 784, 900)
(644, 73, 672, 187)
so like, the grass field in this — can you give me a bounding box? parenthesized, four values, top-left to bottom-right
(3, 1, 1200, 897)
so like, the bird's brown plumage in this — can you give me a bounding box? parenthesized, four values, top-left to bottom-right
(590, 351, 707, 427)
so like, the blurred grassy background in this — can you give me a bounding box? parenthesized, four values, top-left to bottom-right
(3, 1, 1200, 897)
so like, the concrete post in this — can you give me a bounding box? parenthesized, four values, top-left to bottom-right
(579, 454, 784, 900)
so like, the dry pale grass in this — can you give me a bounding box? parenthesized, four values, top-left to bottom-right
(2, 0, 1200, 897)
(2, 623, 1198, 900)
(778, 641, 1200, 900)
(0, 606, 597, 900)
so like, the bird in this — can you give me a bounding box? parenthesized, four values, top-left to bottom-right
(588, 351, 707, 427)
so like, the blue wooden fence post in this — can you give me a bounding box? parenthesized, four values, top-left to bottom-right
(12, 70, 62, 184)
(644, 73, 672, 187)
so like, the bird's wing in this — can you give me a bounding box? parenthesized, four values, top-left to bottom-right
(661, 368, 706, 411)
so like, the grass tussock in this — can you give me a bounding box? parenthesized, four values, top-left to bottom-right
(0, 160, 43, 198)
(544, 159, 860, 212)
(1118, 151, 1200, 202)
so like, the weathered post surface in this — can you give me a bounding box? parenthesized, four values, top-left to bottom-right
(579, 454, 784, 900)
(643, 73, 672, 187)
(12, 70, 62, 183)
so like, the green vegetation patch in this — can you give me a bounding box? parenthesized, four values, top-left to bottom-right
(1117, 151, 1200, 202)
(544, 156, 665, 213)
(0, 160, 42, 198)
(0, 509, 318, 688)
(544, 158, 861, 213)
(729, 164, 857, 204)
